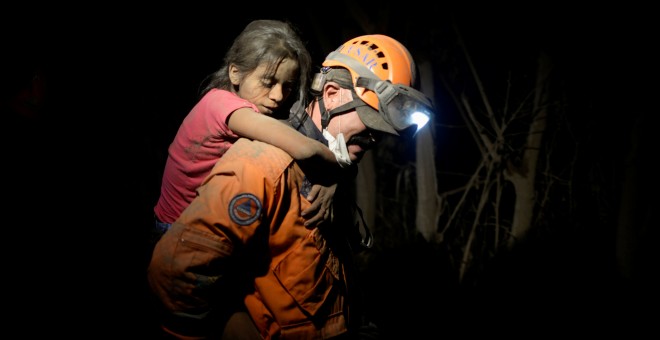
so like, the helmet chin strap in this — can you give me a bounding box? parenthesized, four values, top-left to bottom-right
(319, 95, 367, 130)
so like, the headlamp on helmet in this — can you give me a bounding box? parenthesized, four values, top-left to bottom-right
(367, 78, 433, 133)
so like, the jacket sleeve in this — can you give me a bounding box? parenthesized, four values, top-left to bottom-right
(147, 220, 235, 337)
(147, 154, 269, 338)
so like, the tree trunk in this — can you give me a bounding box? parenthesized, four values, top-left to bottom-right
(357, 151, 376, 235)
(615, 112, 656, 284)
(506, 53, 551, 248)
(415, 60, 440, 242)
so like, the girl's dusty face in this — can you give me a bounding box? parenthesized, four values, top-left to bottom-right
(230, 58, 299, 115)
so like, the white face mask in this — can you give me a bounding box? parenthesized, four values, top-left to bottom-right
(323, 128, 352, 168)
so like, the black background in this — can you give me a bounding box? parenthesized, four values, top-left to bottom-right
(4, 4, 656, 338)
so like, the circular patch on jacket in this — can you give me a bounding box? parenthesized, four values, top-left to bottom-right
(229, 193, 262, 226)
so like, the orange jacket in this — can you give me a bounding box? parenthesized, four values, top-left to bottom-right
(148, 138, 362, 339)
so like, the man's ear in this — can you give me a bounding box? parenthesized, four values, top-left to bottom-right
(229, 64, 241, 85)
(323, 81, 341, 109)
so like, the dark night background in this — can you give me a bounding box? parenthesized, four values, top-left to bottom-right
(4, 3, 657, 338)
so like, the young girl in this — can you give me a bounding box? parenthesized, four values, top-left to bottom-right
(153, 20, 338, 239)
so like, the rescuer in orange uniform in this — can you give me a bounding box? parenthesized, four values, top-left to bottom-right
(147, 34, 435, 339)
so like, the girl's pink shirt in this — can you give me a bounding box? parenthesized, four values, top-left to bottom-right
(154, 88, 259, 223)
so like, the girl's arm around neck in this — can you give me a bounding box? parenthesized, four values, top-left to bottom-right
(228, 108, 338, 164)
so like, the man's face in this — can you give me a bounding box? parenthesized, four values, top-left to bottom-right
(325, 88, 380, 163)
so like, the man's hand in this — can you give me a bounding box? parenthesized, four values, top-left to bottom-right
(302, 183, 337, 227)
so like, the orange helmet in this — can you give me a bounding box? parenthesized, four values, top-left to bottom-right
(321, 35, 433, 135)
(322, 34, 417, 112)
